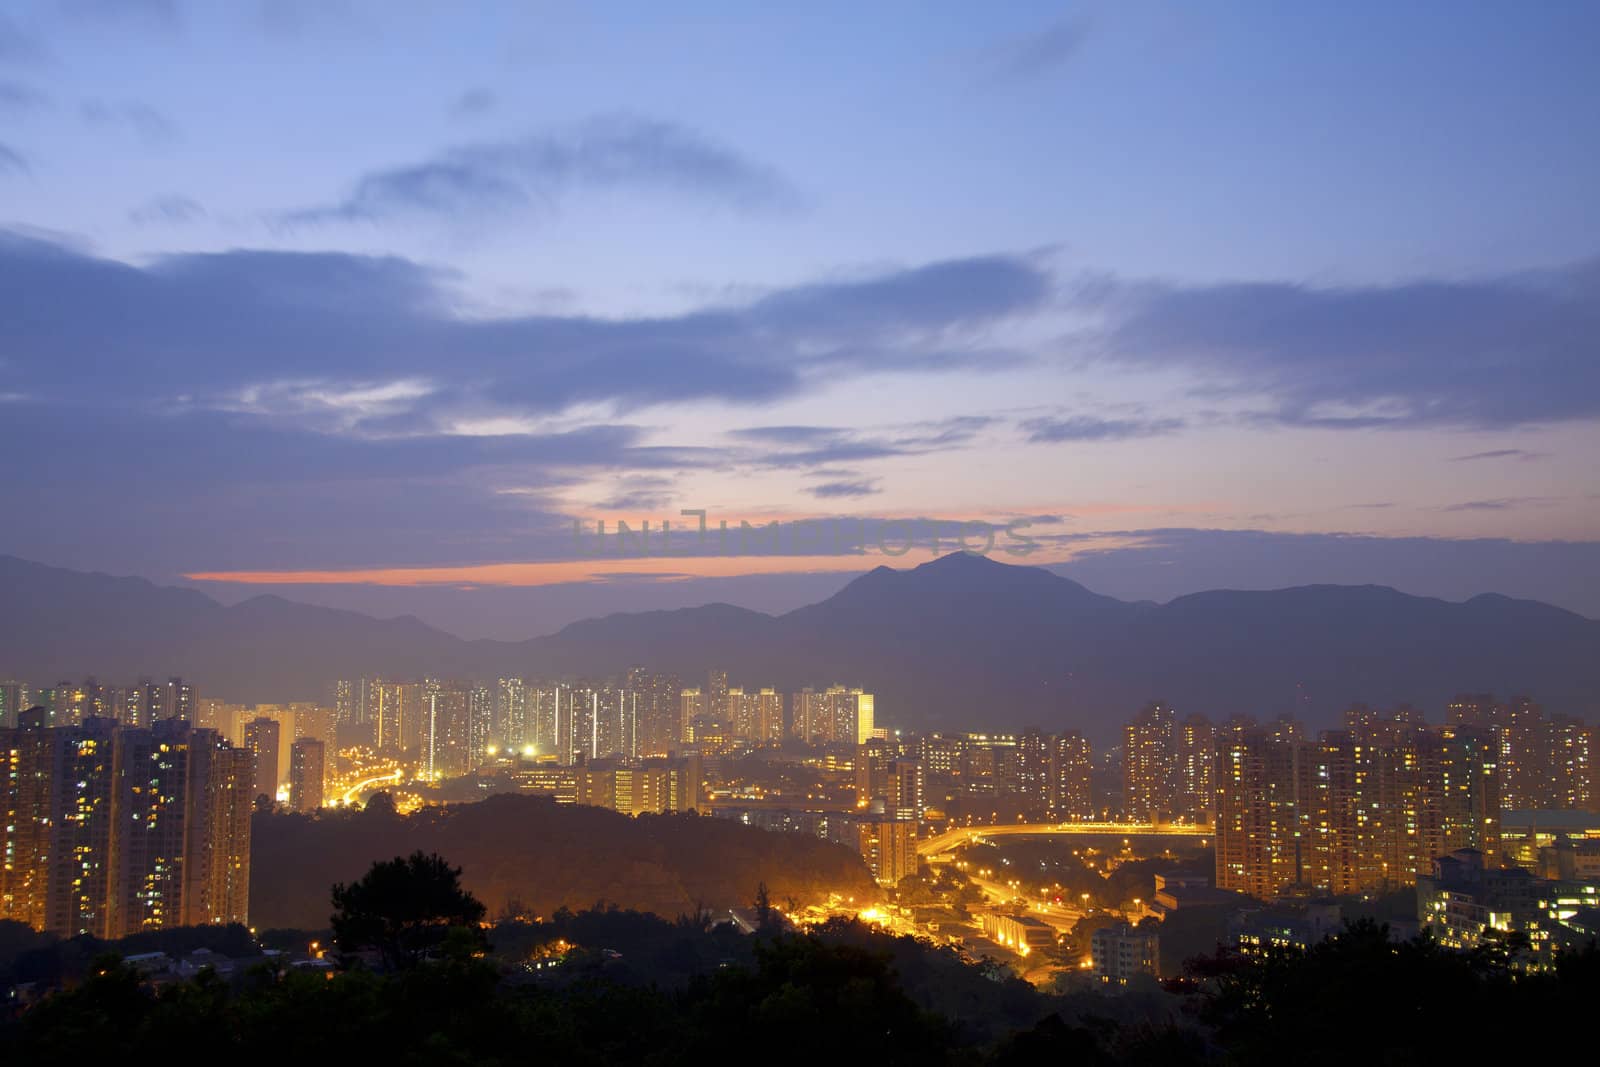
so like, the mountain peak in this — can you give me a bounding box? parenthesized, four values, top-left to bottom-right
(916, 550, 1007, 571)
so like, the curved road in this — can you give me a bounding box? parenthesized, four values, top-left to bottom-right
(918, 821, 1211, 858)
(340, 769, 404, 806)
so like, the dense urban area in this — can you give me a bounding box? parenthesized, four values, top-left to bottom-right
(5, 671, 1596, 999)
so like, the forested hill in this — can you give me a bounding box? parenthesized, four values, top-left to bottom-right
(248, 794, 878, 929)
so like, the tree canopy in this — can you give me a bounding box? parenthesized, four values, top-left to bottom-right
(330, 851, 486, 969)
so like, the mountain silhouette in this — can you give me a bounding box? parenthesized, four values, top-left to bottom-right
(3, 552, 1596, 740)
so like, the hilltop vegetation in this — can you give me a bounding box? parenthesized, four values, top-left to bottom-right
(249, 794, 879, 928)
(6, 914, 1599, 1065)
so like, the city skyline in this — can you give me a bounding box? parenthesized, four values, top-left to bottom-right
(6, 4, 1600, 1051)
(1, 1, 1598, 638)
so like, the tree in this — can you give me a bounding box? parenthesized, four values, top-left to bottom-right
(362, 791, 397, 816)
(330, 851, 486, 969)
(753, 882, 774, 930)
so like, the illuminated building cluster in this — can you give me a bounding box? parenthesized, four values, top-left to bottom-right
(335, 671, 870, 769)
(1447, 694, 1595, 811)
(1123, 704, 1220, 824)
(912, 729, 1096, 821)
(574, 756, 703, 815)
(1, 676, 197, 730)
(1214, 709, 1501, 898)
(1, 709, 252, 938)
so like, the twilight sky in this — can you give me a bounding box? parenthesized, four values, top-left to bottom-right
(2, 0, 1598, 637)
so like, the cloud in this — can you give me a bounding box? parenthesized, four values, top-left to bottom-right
(1440, 497, 1558, 513)
(0, 143, 26, 175)
(128, 193, 205, 225)
(286, 115, 797, 224)
(450, 87, 495, 118)
(733, 416, 994, 470)
(0, 398, 679, 572)
(1448, 449, 1547, 463)
(0, 232, 1047, 423)
(1083, 260, 1600, 429)
(81, 99, 177, 143)
(892, 415, 997, 447)
(808, 479, 881, 499)
(1020, 413, 1186, 443)
(0, 79, 48, 111)
(0, 225, 1022, 571)
(751, 256, 1046, 343)
(729, 425, 838, 445)
(978, 17, 1091, 84)
(592, 475, 676, 511)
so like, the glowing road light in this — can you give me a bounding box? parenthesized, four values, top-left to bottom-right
(339, 769, 403, 806)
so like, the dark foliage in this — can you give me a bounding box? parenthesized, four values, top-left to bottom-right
(1195, 919, 1600, 1065)
(330, 851, 486, 968)
(251, 793, 877, 927)
(7, 903, 1598, 1065)
(0, 922, 260, 988)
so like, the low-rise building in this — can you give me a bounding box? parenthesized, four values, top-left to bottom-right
(981, 912, 1055, 959)
(1417, 847, 1600, 968)
(1091, 921, 1159, 987)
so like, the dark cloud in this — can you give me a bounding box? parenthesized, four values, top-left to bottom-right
(757, 441, 910, 468)
(0, 231, 1045, 419)
(0, 79, 48, 111)
(1086, 260, 1600, 429)
(0, 143, 26, 174)
(808, 479, 881, 499)
(81, 99, 177, 143)
(1440, 497, 1558, 513)
(727, 425, 838, 445)
(450, 87, 496, 118)
(1020, 413, 1186, 443)
(0, 400, 681, 572)
(285, 115, 797, 224)
(128, 193, 205, 225)
(593, 476, 676, 512)
(978, 17, 1091, 83)
(0, 232, 1042, 572)
(736, 417, 992, 470)
(892, 415, 997, 448)
(1449, 449, 1547, 463)
(751, 257, 1045, 343)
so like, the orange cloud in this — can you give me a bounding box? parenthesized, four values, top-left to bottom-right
(182, 533, 1150, 588)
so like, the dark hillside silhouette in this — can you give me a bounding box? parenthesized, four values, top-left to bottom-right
(248, 794, 879, 929)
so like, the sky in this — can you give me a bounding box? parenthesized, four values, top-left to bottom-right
(2, 0, 1598, 637)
